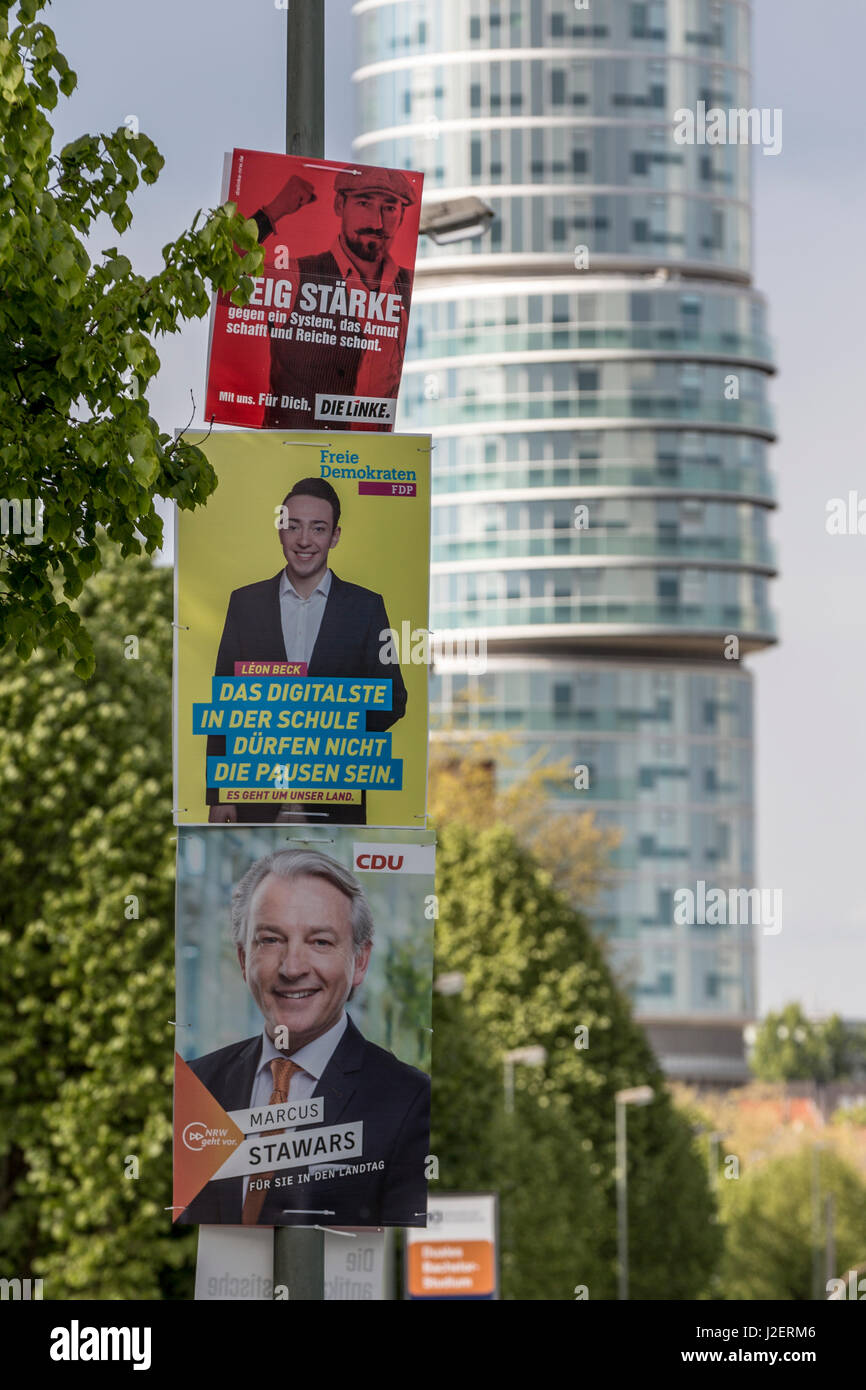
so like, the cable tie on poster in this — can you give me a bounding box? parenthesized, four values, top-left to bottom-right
(417, 445, 435, 452)
(314, 1226, 356, 1238)
(171, 808, 188, 815)
(168, 1020, 190, 1029)
(279, 1208, 336, 1217)
(282, 441, 324, 447)
(172, 623, 190, 631)
(283, 836, 337, 845)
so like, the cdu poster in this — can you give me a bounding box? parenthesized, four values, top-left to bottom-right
(173, 428, 430, 828)
(205, 149, 424, 432)
(173, 826, 435, 1229)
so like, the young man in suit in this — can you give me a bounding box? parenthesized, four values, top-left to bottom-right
(178, 848, 429, 1228)
(206, 476, 407, 825)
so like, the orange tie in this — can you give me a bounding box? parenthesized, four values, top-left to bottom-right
(241, 1056, 301, 1225)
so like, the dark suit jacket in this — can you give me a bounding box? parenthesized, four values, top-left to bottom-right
(179, 1017, 430, 1227)
(205, 569, 408, 823)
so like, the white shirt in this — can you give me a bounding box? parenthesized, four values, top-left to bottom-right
(278, 566, 332, 665)
(243, 1013, 348, 1204)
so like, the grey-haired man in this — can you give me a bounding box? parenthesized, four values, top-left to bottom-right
(179, 849, 429, 1228)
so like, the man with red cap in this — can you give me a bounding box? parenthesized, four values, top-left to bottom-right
(250, 167, 419, 430)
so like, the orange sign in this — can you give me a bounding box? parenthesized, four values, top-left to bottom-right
(407, 1239, 495, 1298)
(406, 1194, 498, 1299)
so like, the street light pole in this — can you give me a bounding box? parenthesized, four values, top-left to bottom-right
(503, 1046, 548, 1113)
(272, 0, 327, 1302)
(614, 1085, 654, 1301)
(286, 0, 325, 159)
(615, 1097, 628, 1302)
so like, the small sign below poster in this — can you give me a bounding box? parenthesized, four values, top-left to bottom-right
(406, 1194, 498, 1300)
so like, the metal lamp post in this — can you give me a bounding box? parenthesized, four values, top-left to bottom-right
(615, 1085, 654, 1300)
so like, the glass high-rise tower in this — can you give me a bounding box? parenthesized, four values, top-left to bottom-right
(352, 0, 777, 1082)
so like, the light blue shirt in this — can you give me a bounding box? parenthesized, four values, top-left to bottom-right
(278, 566, 332, 665)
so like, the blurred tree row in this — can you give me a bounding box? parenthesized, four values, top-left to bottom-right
(429, 820, 721, 1299)
(0, 547, 192, 1297)
(749, 1002, 866, 1084)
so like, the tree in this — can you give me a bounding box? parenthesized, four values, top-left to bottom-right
(718, 1147, 866, 1300)
(750, 1003, 862, 1084)
(0, 1, 263, 677)
(430, 823, 722, 1299)
(428, 732, 621, 909)
(0, 544, 190, 1298)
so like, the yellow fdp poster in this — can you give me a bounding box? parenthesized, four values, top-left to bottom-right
(174, 430, 430, 828)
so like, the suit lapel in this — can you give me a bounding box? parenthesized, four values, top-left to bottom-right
(311, 1014, 364, 1127)
(263, 571, 287, 660)
(308, 571, 348, 677)
(218, 1036, 263, 1112)
(214, 1036, 262, 1223)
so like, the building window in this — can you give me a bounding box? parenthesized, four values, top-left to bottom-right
(470, 16, 481, 39)
(631, 3, 648, 37)
(551, 70, 566, 105)
(470, 83, 482, 109)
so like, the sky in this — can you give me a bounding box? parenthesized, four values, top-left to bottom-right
(42, 0, 865, 1017)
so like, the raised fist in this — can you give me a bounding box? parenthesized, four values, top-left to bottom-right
(262, 175, 316, 226)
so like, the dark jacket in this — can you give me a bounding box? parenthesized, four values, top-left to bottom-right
(205, 569, 408, 823)
(259, 248, 412, 429)
(179, 1017, 430, 1227)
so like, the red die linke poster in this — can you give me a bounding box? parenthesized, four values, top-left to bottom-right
(205, 149, 424, 432)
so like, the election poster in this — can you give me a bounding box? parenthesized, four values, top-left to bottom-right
(204, 148, 424, 432)
(173, 428, 430, 828)
(173, 826, 435, 1229)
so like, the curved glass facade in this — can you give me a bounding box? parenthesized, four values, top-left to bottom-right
(432, 657, 755, 1014)
(353, 0, 776, 1037)
(356, 0, 755, 274)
